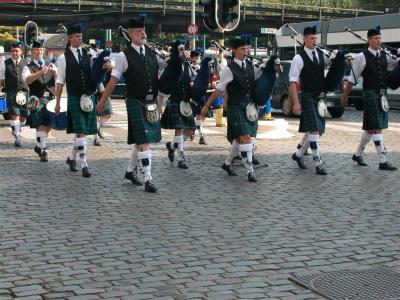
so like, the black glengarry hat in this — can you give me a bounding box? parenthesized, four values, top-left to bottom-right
(230, 37, 246, 49)
(32, 40, 44, 48)
(128, 17, 145, 29)
(303, 25, 317, 36)
(367, 25, 381, 38)
(67, 24, 82, 35)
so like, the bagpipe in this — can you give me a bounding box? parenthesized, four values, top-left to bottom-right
(191, 56, 214, 108)
(286, 24, 348, 92)
(255, 55, 281, 106)
(344, 26, 400, 90)
(91, 49, 111, 88)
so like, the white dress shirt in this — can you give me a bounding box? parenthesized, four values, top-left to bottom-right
(216, 58, 262, 92)
(348, 47, 399, 85)
(56, 46, 97, 85)
(289, 47, 331, 83)
(22, 59, 58, 83)
(111, 43, 166, 80)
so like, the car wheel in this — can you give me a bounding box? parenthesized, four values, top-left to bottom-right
(281, 95, 292, 117)
(328, 107, 344, 118)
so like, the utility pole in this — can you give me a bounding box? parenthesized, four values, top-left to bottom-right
(191, 0, 196, 48)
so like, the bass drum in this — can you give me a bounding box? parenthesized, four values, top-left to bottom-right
(46, 98, 68, 130)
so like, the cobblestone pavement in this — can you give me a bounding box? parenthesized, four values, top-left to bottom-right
(1, 100, 400, 300)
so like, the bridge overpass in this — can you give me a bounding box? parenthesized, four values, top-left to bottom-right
(0, 0, 383, 35)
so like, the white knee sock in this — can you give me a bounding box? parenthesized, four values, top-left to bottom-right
(138, 150, 152, 182)
(174, 135, 185, 161)
(309, 134, 322, 167)
(127, 145, 139, 173)
(10, 120, 20, 139)
(239, 143, 254, 174)
(355, 131, 372, 157)
(76, 137, 88, 168)
(225, 140, 240, 165)
(36, 131, 47, 150)
(296, 133, 309, 157)
(69, 136, 78, 160)
(373, 134, 387, 163)
(195, 119, 204, 136)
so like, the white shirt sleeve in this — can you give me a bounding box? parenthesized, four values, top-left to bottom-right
(254, 65, 262, 80)
(56, 54, 66, 85)
(288, 54, 304, 83)
(215, 65, 233, 92)
(111, 52, 128, 80)
(386, 52, 400, 71)
(22, 65, 32, 83)
(347, 53, 365, 85)
(0, 60, 5, 80)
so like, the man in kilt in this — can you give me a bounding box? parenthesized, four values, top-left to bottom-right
(22, 40, 57, 161)
(97, 17, 163, 193)
(200, 37, 262, 182)
(341, 27, 399, 170)
(162, 44, 196, 169)
(0, 42, 29, 147)
(55, 24, 101, 178)
(290, 26, 329, 175)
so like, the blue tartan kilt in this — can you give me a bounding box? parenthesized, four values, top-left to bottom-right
(6, 90, 29, 117)
(299, 92, 325, 134)
(161, 100, 196, 130)
(67, 95, 97, 135)
(226, 103, 257, 143)
(30, 98, 51, 129)
(362, 90, 388, 130)
(126, 98, 161, 145)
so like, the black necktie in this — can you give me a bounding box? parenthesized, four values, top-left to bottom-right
(312, 50, 318, 64)
(376, 52, 380, 59)
(242, 61, 245, 70)
(77, 48, 82, 64)
(140, 46, 145, 61)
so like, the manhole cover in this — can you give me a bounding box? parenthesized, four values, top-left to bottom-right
(290, 266, 400, 300)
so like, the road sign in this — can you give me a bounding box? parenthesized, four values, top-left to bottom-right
(261, 28, 277, 34)
(187, 24, 199, 35)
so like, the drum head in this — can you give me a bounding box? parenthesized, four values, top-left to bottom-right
(46, 98, 67, 113)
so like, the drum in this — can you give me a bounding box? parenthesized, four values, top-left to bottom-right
(0, 92, 7, 113)
(211, 95, 224, 109)
(46, 98, 67, 130)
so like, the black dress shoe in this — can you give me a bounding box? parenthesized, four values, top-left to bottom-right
(316, 166, 328, 175)
(93, 139, 101, 146)
(34, 145, 41, 157)
(124, 170, 143, 186)
(199, 136, 207, 145)
(82, 166, 91, 178)
(379, 161, 398, 171)
(166, 142, 175, 162)
(66, 157, 78, 172)
(352, 154, 367, 166)
(40, 150, 48, 162)
(248, 171, 258, 182)
(292, 153, 307, 169)
(177, 160, 188, 169)
(14, 140, 21, 147)
(252, 154, 260, 165)
(221, 163, 237, 176)
(144, 179, 157, 193)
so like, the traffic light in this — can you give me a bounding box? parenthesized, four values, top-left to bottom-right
(24, 21, 38, 47)
(200, 0, 218, 32)
(216, 0, 240, 31)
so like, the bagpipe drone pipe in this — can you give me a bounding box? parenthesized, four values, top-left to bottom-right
(255, 54, 279, 106)
(91, 49, 111, 88)
(191, 57, 214, 107)
(324, 49, 349, 92)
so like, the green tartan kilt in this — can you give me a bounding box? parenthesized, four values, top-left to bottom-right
(67, 95, 97, 135)
(299, 92, 325, 134)
(161, 100, 196, 130)
(362, 90, 388, 130)
(30, 98, 51, 129)
(5, 90, 29, 117)
(226, 103, 257, 143)
(126, 98, 161, 145)
(95, 94, 113, 116)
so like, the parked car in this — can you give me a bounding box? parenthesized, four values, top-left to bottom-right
(270, 60, 344, 118)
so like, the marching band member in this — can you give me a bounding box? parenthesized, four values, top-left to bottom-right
(22, 40, 57, 161)
(200, 37, 262, 182)
(162, 43, 195, 169)
(341, 26, 399, 171)
(290, 26, 330, 175)
(97, 17, 163, 193)
(55, 24, 104, 178)
(0, 42, 29, 147)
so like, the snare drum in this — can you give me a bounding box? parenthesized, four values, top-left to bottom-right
(46, 98, 68, 130)
(0, 92, 8, 113)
